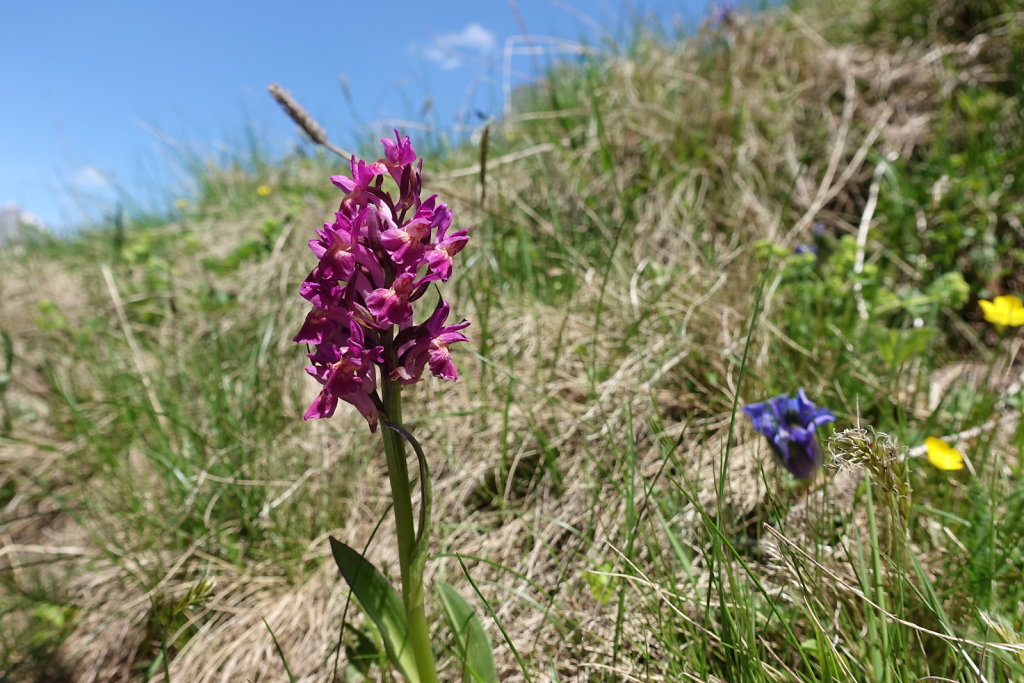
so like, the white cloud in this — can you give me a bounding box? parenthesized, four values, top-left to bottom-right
(422, 23, 497, 71)
(73, 165, 112, 189)
(443, 23, 497, 53)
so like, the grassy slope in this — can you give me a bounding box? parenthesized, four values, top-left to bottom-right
(2, 0, 1024, 680)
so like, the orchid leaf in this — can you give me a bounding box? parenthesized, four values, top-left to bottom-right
(329, 537, 419, 682)
(438, 582, 498, 683)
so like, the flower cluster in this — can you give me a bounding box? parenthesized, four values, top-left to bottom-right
(294, 132, 470, 430)
(743, 389, 836, 479)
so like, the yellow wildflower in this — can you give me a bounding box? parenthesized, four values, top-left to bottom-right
(257, 184, 273, 197)
(174, 198, 188, 210)
(924, 437, 964, 471)
(979, 295, 1024, 327)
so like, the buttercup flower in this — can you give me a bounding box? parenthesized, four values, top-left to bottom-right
(979, 294, 1024, 327)
(257, 184, 273, 196)
(743, 389, 836, 479)
(295, 132, 470, 430)
(924, 436, 964, 471)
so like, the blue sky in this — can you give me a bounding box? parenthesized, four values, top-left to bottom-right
(2, 1, 727, 231)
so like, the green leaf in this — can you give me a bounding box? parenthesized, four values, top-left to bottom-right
(329, 537, 419, 682)
(871, 325, 937, 367)
(438, 582, 498, 683)
(344, 625, 383, 676)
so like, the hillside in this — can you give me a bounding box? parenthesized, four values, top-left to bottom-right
(2, 0, 1024, 680)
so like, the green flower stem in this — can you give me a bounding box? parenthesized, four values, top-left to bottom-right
(381, 334, 437, 683)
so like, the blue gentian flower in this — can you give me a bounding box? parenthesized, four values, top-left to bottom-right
(743, 389, 836, 479)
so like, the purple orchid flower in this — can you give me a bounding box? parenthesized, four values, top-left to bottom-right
(365, 272, 419, 327)
(380, 196, 438, 267)
(392, 301, 470, 384)
(425, 220, 470, 282)
(303, 320, 384, 429)
(381, 129, 418, 184)
(331, 157, 386, 196)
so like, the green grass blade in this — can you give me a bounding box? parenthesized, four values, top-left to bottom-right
(262, 618, 297, 683)
(456, 554, 532, 683)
